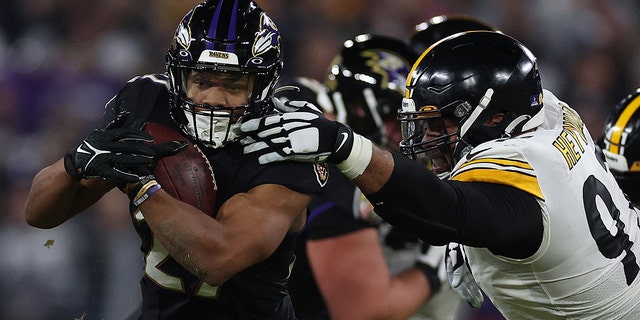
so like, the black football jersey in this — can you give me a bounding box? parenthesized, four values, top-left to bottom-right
(103, 74, 326, 319)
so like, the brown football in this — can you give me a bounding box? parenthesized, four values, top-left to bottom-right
(144, 122, 217, 216)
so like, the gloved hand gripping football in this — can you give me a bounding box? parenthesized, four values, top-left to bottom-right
(64, 112, 186, 183)
(240, 98, 373, 179)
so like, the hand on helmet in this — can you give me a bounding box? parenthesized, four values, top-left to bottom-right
(240, 98, 353, 164)
(445, 242, 484, 308)
(271, 97, 323, 113)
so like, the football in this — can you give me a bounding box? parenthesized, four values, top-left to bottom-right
(144, 122, 218, 216)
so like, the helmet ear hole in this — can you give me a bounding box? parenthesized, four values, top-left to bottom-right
(486, 113, 505, 126)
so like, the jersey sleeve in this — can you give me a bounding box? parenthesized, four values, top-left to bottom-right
(450, 142, 544, 200)
(367, 152, 543, 258)
(259, 161, 327, 194)
(305, 164, 374, 240)
(208, 143, 327, 207)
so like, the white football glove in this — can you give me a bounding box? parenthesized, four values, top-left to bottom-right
(240, 98, 346, 163)
(445, 242, 484, 309)
(240, 98, 373, 179)
(271, 97, 323, 113)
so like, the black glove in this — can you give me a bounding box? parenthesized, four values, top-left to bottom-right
(64, 113, 186, 183)
(414, 242, 447, 294)
(240, 98, 354, 164)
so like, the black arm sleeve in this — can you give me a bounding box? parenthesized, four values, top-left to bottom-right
(367, 153, 543, 258)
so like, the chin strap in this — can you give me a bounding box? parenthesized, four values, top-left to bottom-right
(459, 88, 494, 139)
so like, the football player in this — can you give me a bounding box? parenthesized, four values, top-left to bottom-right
(240, 31, 640, 319)
(406, 15, 498, 314)
(25, 1, 324, 319)
(599, 88, 640, 207)
(278, 34, 456, 320)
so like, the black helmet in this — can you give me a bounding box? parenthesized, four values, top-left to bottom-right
(166, 0, 282, 148)
(325, 34, 417, 145)
(600, 88, 640, 204)
(399, 31, 544, 173)
(274, 77, 335, 114)
(409, 14, 495, 56)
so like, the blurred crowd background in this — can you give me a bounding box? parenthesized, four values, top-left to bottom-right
(1, 0, 638, 319)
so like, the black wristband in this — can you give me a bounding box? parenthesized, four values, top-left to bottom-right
(414, 261, 441, 294)
(326, 123, 354, 163)
(63, 150, 83, 180)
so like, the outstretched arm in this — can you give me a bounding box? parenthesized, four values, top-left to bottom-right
(241, 105, 543, 255)
(351, 145, 395, 194)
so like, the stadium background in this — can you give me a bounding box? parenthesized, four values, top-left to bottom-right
(0, 0, 638, 319)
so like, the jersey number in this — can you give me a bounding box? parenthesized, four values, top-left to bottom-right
(583, 175, 639, 285)
(146, 236, 220, 298)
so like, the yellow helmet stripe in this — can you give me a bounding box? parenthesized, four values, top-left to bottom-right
(405, 44, 434, 99)
(451, 168, 544, 200)
(609, 94, 640, 154)
(405, 30, 487, 99)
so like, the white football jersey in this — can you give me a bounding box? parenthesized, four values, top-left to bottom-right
(451, 90, 640, 319)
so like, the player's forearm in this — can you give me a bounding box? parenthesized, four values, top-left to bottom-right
(25, 159, 114, 228)
(138, 190, 230, 285)
(352, 145, 395, 195)
(366, 153, 460, 245)
(138, 190, 266, 286)
(311, 229, 430, 320)
(325, 267, 430, 320)
(383, 267, 432, 319)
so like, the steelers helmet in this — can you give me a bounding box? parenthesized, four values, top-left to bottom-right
(399, 31, 544, 171)
(325, 34, 417, 145)
(409, 14, 495, 56)
(166, 0, 282, 148)
(600, 88, 640, 204)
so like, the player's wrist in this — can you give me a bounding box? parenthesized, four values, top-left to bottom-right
(414, 261, 442, 294)
(336, 132, 373, 179)
(63, 150, 83, 181)
(123, 175, 159, 203)
(132, 181, 161, 207)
